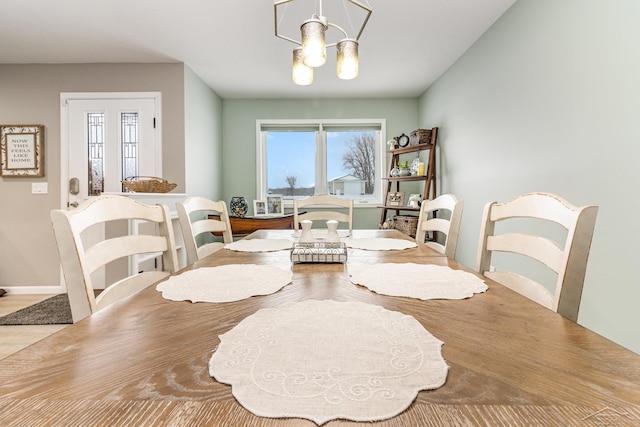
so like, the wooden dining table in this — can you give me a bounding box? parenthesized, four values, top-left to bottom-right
(1, 229, 639, 426)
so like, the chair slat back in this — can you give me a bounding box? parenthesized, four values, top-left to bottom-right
(475, 192, 598, 321)
(293, 194, 353, 232)
(415, 194, 464, 258)
(50, 195, 178, 322)
(177, 197, 233, 265)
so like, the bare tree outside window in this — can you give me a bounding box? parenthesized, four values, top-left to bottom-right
(342, 133, 375, 194)
(285, 175, 297, 196)
(260, 121, 383, 202)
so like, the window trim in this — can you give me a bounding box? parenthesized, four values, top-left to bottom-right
(256, 119, 386, 208)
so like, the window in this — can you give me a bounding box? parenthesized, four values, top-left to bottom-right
(87, 111, 141, 195)
(120, 112, 140, 188)
(256, 119, 386, 207)
(87, 113, 105, 196)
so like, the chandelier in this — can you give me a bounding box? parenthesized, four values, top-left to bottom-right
(274, 0, 372, 85)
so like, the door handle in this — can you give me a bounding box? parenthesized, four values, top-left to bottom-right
(69, 177, 80, 195)
(69, 201, 79, 208)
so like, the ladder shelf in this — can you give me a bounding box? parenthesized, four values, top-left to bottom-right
(379, 127, 438, 235)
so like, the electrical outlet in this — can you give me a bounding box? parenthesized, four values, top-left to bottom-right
(32, 182, 48, 194)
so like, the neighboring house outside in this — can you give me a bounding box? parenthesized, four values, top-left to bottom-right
(328, 174, 365, 196)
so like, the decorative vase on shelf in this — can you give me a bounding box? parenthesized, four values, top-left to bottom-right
(299, 220, 314, 243)
(326, 220, 340, 243)
(229, 196, 248, 217)
(399, 168, 411, 177)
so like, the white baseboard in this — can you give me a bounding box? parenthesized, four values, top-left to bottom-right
(1, 285, 65, 295)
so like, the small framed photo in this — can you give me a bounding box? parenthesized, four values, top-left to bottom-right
(1, 124, 45, 177)
(386, 191, 405, 207)
(253, 200, 267, 217)
(266, 194, 284, 216)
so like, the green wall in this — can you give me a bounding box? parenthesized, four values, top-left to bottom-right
(184, 66, 224, 199)
(418, 0, 640, 354)
(221, 98, 419, 228)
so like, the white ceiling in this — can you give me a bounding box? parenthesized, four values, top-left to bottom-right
(0, 0, 516, 99)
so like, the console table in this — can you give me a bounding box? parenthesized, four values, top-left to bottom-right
(210, 213, 299, 237)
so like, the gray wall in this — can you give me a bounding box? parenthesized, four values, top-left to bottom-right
(0, 63, 187, 289)
(221, 98, 419, 227)
(418, 0, 640, 354)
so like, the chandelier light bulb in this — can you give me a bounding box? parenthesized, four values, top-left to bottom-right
(274, 0, 372, 84)
(292, 47, 313, 85)
(300, 19, 327, 67)
(336, 39, 359, 80)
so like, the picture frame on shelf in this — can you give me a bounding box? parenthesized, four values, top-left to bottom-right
(266, 194, 284, 216)
(0, 124, 45, 177)
(386, 191, 405, 207)
(253, 200, 267, 217)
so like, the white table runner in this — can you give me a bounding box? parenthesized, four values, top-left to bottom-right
(343, 237, 417, 251)
(156, 264, 292, 303)
(209, 299, 448, 424)
(350, 263, 488, 300)
(292, 229, 351, 239)
(224, 239, 293, 252)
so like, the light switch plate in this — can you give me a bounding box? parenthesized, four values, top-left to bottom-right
(32, 182, 48, 194)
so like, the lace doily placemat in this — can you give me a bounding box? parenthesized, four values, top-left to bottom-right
(343, 238, 417, 251)
(209, 299, 448, 425)
(224, 239, 293, 252)
(156, 264, 292, 303)
(349, 263, 488, 300)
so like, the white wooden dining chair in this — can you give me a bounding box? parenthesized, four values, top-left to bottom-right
(176, 196, 233, 265)
(293, 194, 353, 233)
(475, 192, 598, 321)
(50, 195, 179, 323)
(415, 194, 464, 258)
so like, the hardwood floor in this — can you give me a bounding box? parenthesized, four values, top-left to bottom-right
(0, 294, 69, 360)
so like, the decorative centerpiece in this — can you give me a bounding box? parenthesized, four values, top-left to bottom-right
(291, 220, 347, 263)
(291, 241, 347, 264)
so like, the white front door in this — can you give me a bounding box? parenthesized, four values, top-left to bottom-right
(61, 92, 161, 209)
(59, 92, 162, 289)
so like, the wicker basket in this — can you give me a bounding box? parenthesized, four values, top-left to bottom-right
(409, 129, 432, 146)
(122, 176, 177, 193)
(394, 215, 418, 236)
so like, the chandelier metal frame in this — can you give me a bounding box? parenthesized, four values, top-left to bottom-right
(274, 0, 372, 48)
